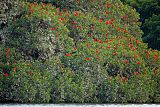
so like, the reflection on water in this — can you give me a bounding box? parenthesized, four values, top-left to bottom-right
(0, 104, 160, 107)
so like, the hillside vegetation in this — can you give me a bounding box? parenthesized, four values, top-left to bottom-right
(0, 0, 160, 103)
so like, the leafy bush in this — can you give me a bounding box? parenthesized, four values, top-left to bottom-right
(121, 0, 160, 50)
(150, 67, 160, 103)
(123, 72, 155, 103)
(51, 67, 97, 103)
(0, 0, 22, 45)
(0, 48, 52, 103)
(0, 0, 21, 28)
(5, 2, 73, 61)
(0, 0, 160, 103)
(96, 70, 156, 103)
(59, 4, 148, 78)
(96, 75, 127, 103)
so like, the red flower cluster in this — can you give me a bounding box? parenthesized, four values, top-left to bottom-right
(106, 11, 109, 15)
(4, 73, 9, 77)
(65, 53, 71, 56)
(125, 60, 129, 64)
(51, 27, 55, 30)
(85, 58, 91, 61)
(74, 11, 79, 16)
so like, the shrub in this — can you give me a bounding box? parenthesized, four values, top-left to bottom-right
(121, 0, 160, 50)
(0, 0, 21, 28)
(0, 48, 52, 103)
(151, 67, 160, 103)
(0, 0, 22, 45)
(96, 70, 156, 103)
(51, 67, 97, 103)
(96, 75, 127, 103)
(5, 2, 73, 61)
(26, 0, 143, 37)
(0, 0, 160, 103)
(123, 71, 155, 103)
(60, 5, 148, 78)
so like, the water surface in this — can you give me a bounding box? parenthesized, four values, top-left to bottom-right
(0, 104, 160, 107)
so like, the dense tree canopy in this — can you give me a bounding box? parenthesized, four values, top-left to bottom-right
(0, 0, 160, 103)
(121, 0, 160, 50)
(142, 14, 160, 50)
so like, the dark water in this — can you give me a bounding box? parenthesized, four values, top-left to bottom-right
(0, 104, 160, 107)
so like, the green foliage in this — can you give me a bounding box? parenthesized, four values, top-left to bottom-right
(0, 48, 52, 103)
(121, 0, 160, 50)
(60, 6, 147, 78)
(0, 0, 21, 28)
(96, 76, 127, 103)
(5, 2, 73, 61)
(142, 14, 160, 50)
(0, 0, 160, 103)
(26, 0, 143, 37)
(51, 68, 97, 103)
(0, 0, 23, 46)
(152, 69, 160, 103)
(122, 0, 160, 20)
(123, 72, 155, 103)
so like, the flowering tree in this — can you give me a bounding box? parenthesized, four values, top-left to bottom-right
(0, 0, 160, 103)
